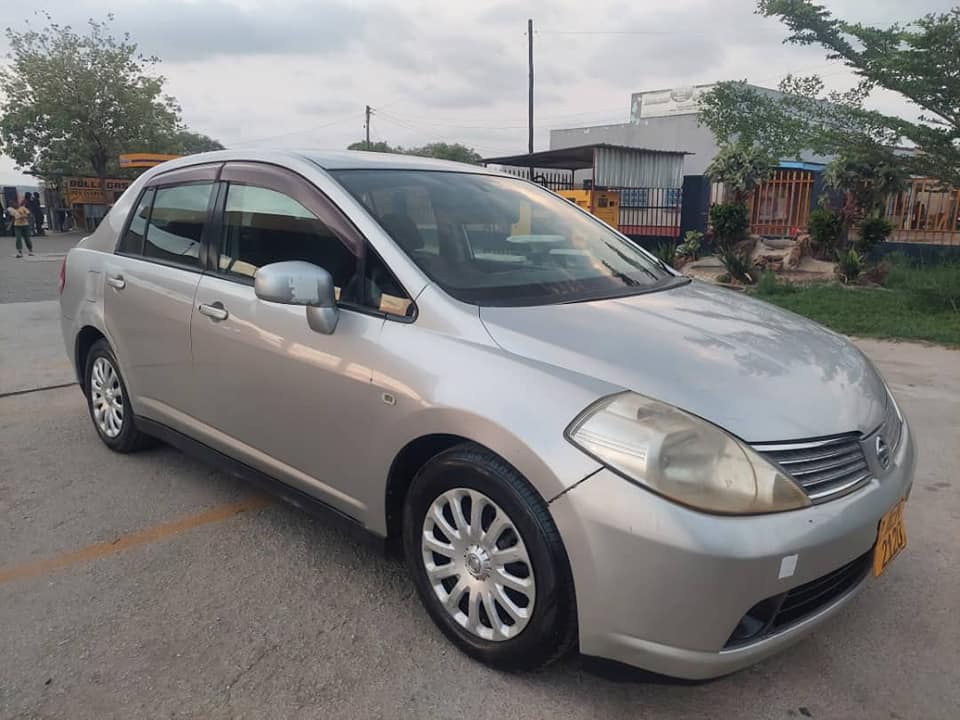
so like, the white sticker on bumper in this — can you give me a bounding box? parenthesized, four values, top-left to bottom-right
(778, 554, 799, 579)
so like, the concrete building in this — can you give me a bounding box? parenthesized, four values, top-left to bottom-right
(550, 84, 826, 175)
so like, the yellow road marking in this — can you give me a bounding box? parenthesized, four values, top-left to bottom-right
(0, 496, 272, 585)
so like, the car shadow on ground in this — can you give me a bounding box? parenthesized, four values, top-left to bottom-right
(135, 441, 725, 690)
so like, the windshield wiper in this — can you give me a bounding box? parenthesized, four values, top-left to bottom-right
(600, 260, 642, 287)
(602, 241, 662, 281)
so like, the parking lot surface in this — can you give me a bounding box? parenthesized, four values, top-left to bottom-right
(1, 237, 958, 719)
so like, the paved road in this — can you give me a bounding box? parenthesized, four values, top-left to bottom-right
(1, 237, 958, 718)
(0, 231, 81, 303)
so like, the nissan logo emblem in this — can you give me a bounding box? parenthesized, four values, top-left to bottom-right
(875, 436, 891, 470)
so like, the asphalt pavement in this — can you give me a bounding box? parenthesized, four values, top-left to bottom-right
(1, 233, 958, 719)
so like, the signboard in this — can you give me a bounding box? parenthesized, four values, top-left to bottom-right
(119, 153, 181, 169)
(630, 84, 716, 121)
(63, 177, 132, 206)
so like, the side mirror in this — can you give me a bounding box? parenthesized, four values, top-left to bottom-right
(254, 260, 339, 334)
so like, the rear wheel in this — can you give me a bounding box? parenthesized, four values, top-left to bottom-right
(84, 340, 153, 452)
(402, 443, 577, 670)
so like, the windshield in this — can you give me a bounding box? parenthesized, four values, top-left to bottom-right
(331, 169, 677, 306)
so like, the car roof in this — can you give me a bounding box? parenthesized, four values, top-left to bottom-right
(143, 148, 501, 176)
(294, 149, 490, 172)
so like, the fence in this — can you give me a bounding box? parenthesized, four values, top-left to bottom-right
(881, 178, 960, 246)
(712, 169, 816, 237)
(502, 168, 682, 239)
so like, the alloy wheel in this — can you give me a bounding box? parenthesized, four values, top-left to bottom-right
(90, 356, 124, 438)
(421, 488, 536, 641)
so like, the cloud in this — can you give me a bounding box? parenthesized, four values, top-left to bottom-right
(3, 0, 366, 61)
(0, 0, 952, 184)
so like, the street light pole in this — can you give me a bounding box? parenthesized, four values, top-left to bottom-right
(527, 18, 534, 182)
(365, 105, 372, 150)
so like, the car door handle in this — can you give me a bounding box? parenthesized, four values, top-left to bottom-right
(106, 274, 125, 289)
(198, 302, 229, 321)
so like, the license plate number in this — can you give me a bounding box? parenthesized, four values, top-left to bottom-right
(874, 500, 907, 577)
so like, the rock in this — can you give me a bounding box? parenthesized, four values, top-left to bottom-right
(762, 237, 795, 249)
(750, 236, 789, 272)
(685, 255, 725, 269)
(753, 256, 784, 272)
(784, 233, 810, 270)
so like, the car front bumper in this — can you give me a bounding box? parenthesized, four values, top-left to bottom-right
(549, 420, 915, 679)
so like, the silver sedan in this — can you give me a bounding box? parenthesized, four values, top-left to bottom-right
(59, 150, 914, 679)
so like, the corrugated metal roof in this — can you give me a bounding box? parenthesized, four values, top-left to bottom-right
(482, 143, 690, 171)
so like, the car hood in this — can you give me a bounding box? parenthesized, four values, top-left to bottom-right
(479, 281, 887, 442)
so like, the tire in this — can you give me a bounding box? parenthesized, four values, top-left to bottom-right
(84, 339, 154, 453)
(402, 443, 577, 670)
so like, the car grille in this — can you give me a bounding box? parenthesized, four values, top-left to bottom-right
(725, 551, 872, 648)
(753, 435, 872, 502)
(753, 394, 903, 504)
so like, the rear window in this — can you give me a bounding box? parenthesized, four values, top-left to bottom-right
(118, 188, 154, 255)
(141, 183, 214, 267)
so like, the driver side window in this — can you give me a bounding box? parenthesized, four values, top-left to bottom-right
(219, 184, 358, 296)
(218, 180, 412, 318)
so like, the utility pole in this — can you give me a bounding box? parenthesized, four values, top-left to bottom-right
(364, 105, 372, 150)
(527, 18, 534, 182)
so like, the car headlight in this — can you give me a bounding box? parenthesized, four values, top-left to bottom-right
(566, 392, 811, 514)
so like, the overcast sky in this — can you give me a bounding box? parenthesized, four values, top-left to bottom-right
(1, 0, 955, 184)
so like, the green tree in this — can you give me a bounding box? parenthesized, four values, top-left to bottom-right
(705, 143, 775, 204)
(823, 143, 907, 217)
(0, 15, 221, 187)
(346, 139, 481, 164)
(347, 140, 404, 153)
(162, 129, 224, 155)
(699, 3, 960, 186)
(408, 142, 482, 164)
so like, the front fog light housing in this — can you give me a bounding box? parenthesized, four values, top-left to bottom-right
(566, 392, 811, 514)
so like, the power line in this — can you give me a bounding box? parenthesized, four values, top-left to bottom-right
(538, 29, 709, 35)
(229, 113, 363, 146)
(373, 114, 518, 154)
(377, 107, 633, 131)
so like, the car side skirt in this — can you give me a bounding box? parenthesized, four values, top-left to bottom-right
(136, 416, 387, 554)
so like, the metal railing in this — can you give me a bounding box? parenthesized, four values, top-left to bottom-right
(882, 178, 960, 246)
(712, 170, 815, 237)
(502, 169, 682, 239)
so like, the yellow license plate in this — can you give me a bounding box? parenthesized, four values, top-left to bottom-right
(873, 500, 907, 577)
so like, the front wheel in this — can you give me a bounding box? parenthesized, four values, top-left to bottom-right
(402, 443, 577, 670)
(84, 339, 154, 453)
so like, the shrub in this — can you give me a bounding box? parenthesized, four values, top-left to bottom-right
(717, 244, 755, 284)
(807, 208, 845, 258)
(856, 216, 893, 251)
(710, 203, 749, 249)
(836, 248, 864, 284)
(654, 241, 677, 268)
(755, 270, 797, 296)
(677, 230, 703, 260)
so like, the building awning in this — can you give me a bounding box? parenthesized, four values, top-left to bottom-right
(482, 143, 690, 170)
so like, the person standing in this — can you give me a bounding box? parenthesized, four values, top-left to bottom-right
(28, 192, 45, 235)
(8, 198, 33, 257)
